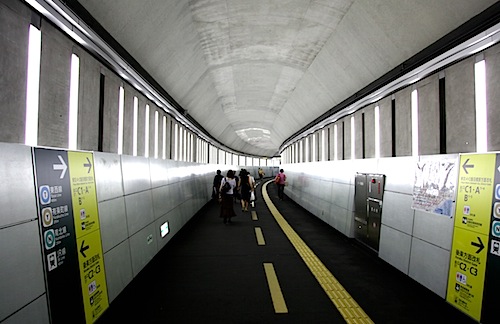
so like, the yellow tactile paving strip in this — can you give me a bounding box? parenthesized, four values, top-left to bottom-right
(262, 182, 374, 324)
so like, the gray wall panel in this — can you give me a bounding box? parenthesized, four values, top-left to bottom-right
(99, 197, 128, 253)
(331, 182, 352, 210)
(417, 75, 440, 155)
(378, 225, 411, 275)
(413, 210, 454, 250)
(0, 0, 30, 144)
(150, 158, 170, 188)
(409, 237, 450, 298)
(125, 190, 154, 235)
(486, 45, 500, 151)
(0, 143, 37, 228)
(38, 22, 72, 149)
(328, 205, 349, 235)
(101, 71, 120, 153)
(394, 87, 412, 157)
(77, 49, 101, 152)
(129, 223, 157, 277)
(94, 152, 123, 202)
(121, 155, 151, 195)
(378, 96, 393, 158)
(3, 295, 49, 324)
(377, 156, 417, 194)
(445, 57, 476, 154)
(381, 191, 414, 235)
(0, 221, 45, 322)
(103, 240, 133, 303)
(151, 185, 172, 218)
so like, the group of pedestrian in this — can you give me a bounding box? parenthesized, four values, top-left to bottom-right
(213, 168, 287, 224)
(213, 169, 255, 224)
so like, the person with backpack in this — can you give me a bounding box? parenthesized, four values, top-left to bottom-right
(219, 170, 237, 224)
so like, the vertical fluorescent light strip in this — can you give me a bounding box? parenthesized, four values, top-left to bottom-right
(174, 123, 178, 160)
(321, 130, 326, 161)
(334, 124, 338, 161)
(144, 104, 150, 157)
(162, 116, 166, 159)
(351, 116, 355, 160)
(190, 134, 193, 162)
(132, 97, 138, 156)
(299, 141, 303, 163)
(117, 86, 124, 154)
(25, 25, 42, 146)
(305, 138, 310, 162)
(475, 60, 487, 152)
(154, 110, 159, 159)
(411, 89, 419, 156)
(374, 105, 380, 158)
(68, 54, 80, 150)
(180, 126, 184, 161)
(312, 135, 316, 161)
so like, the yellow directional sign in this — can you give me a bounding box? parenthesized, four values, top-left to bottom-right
(454, 154, 496, 235)
(68, 151, 108, 323)
(77, 231, 109, 322)
(447, 153, 496, 321)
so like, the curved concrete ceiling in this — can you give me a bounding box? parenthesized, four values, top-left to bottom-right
(76, 0, 498, 157)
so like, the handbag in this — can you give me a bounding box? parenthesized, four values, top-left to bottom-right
(250, 191, 255, 201)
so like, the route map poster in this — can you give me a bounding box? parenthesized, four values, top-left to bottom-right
(412, 156, 457, 216)
(34, 148, 108, 324)
(446, 153, 500, 322)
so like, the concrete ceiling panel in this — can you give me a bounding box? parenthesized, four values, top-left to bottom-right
(76, 0, 499, 157)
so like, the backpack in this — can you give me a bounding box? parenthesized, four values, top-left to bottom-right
(221, 179, 231, 193)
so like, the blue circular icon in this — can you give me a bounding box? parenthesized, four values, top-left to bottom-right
(39, 185, 51, 205)
(44, 229, 55, 250)
(493, 221, 500, 238)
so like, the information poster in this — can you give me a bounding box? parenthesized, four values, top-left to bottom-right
(446, 153, 497, 322)
(34, 148, 108, 324)
(412, 157, 457, 216)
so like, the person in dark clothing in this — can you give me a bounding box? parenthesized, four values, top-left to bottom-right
(212, 170, 223, 201)
(238, 169, 254, 212)
(219, 170, 237, 224)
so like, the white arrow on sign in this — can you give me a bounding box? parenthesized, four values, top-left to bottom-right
(53, 155, 67, 179)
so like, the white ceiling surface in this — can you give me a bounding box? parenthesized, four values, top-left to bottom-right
(77, 0, 497, 157)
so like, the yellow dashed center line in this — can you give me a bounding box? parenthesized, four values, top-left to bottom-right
(251, 210, 258, 221)
(255, 227, 266, 245)
(262, 182, 374, 324)
(263, 263, 288, 313)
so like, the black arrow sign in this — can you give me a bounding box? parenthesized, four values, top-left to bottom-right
(80, 240, 89, 257)
(84, 157, 92, 173)
(471, 236, 484, 254)
(462, 158, 474, 174)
